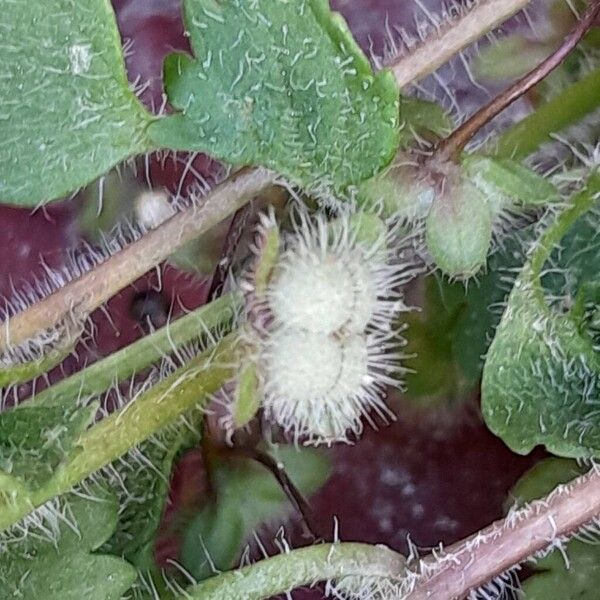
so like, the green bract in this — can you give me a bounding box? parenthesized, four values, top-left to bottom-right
(462, 155, 561, 207)
(148, 0, 400, 191)
(0, 0, 153, 206)
(482, 173, 600, 457)
(426, 178, 492, 278)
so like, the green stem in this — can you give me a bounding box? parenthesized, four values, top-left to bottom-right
(493, 68, 600, 160)
(185, 542, 409, 600)
(30, 292, 241, 407)
(0, 334, 240, 532)
(529, 171, 600, 278)
(0, 344, 74, 388)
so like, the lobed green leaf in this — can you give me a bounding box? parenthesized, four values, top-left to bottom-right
(0, 402, 95, 489)
(148, 0, 400, 192)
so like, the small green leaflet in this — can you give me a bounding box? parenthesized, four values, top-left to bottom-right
(482, 173, 600, 457)
(148, 0, 400, 192)
(0, 488, 136, 600)
(181, 444, 331, 581)
(462, 155, 561, 208)
(509, 458, 600, 599)
(0, 0, 153, 207)
(0, 402, 95, 489)
(232, 363, 262, 428)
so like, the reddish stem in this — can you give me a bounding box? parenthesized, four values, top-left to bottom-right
(437, 0, 600, 160)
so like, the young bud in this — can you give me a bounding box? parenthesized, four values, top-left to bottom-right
(425, 175, 492, 278)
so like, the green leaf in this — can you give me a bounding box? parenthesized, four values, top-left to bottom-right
(473, 36, 549, 81)
(507, 457, 584, 508)
(403, 276, 470, 402)
(0, 402, 95, 489)
(0, 488, 137, 599)
(449, 223, 536, 382)
(102, 423, 200, 570)
(509, 458, 599, 600)
(148, 0, 400, 191)
(482, 173, 600, 457)
(0, 0, 153, 206)
(462, 155, 561, 208)
(397, 97, 453, 143)
(181, 444, 331, 581)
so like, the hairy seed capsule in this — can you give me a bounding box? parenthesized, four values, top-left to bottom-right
(262, 329, 370, 443)
(268, 248, 377, 334)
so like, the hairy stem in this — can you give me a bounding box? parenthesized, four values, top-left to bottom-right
(180, 466, 600, 600)
(29, 292, 241, 406)
(437, 0, 600, 159)
(0, 167, 274, 353)
(0, 334, 240, 532)
(408, 466, 600, 599)
(185, 542, 407, 600)
(388, 0, 530, 88)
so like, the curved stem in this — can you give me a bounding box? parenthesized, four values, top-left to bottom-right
(182, 465, 600, 600)
(0, 334, 239, 532)
(387, 0, 530, 88)
(0, 168, 274, 353)
(185, 542, 407, 600)
(437, 0, 600, 160)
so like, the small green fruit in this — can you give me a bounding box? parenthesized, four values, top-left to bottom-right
(426, 179, 492, 278)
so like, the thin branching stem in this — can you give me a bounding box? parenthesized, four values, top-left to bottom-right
(437, 0, 600, 160)
(232, 446, 320, 541)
